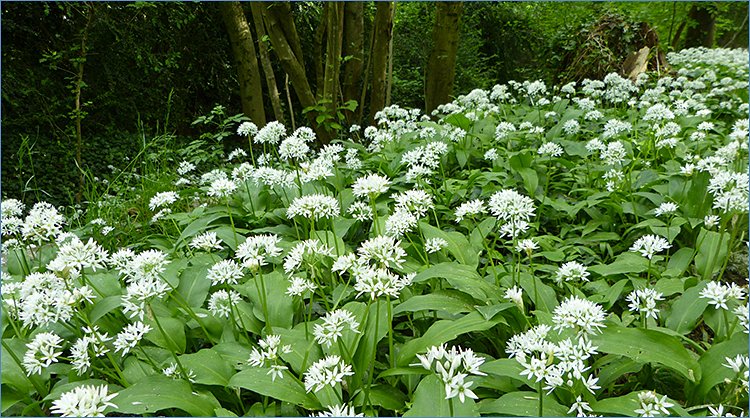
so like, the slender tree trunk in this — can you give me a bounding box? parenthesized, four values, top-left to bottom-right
(685, 3, 717, 48)
(74, 4, 94, 204)
(261, 4, 316, 110)
(425, 2, 463, 113)
(219, 1, 266, 125)
(250, 3, 285, 124)
(370, 1, 394, 123)
(671, 20, 687, 50)
(385, 3, 395, 107)
(313, 4, 328, 99)
(342, 2, 364, 122)
(322, 2, 344, 117)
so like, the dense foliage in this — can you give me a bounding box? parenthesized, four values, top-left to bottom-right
(2, 2, 747, 207)
(2, 47, 748, 417)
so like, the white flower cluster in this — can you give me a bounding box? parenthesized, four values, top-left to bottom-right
(488, 189, 535, 238)
(630, 235, 671, 259)
(5, 272, 94, 328)
(506, 325, 601, 395)
(303, 355, 354, 393)
(283, 239, 334, 275)
(287, 194, 340, 221)
(401, 141, 449, 182)
(633, 391, 674, 417)
(454, 199, 487, 222)
(313, 309, 361, 347)
(248, 334, 292, 381)
(626, 288, 665, 320)
(555, 261, 590, 284)
(414, 344, 486, 403)
(235, 234, 283, 270)
(113, 321, 152, 355)
(51, 384, 117, 417)
(699, 281, 746, 311)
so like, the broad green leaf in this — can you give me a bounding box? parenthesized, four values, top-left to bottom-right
(1, 386, 25, 413)
(695, 229, 729, 279)
(519, 273, 557, 313)
(352, 384, 408, 411)
(478, 391, 567, 416)
(393, 292, 473, 316)
(594, 355, 643, 388)
(397, 312, 501, 366)
(236, 270, 294, 329)
(480, 358, 534, 387)
(592, 391, 688, 416)
(518, 167, 539, 197)
(229, 367, 320, 409)
(122, 357, 155, 384)
(665, 281, 709, 334)
(419, 222, 479, 267)
(687, 332, 748, 401)
(662, 247, 694, 277)
(175, 211, 226, 249)
(88, 295, 122, 324)
(144, 316, 186, 353)
(273, 326, 323, 374)
(412, 262, 499, 303)
(176, 262, 211, 308)
(353, 300, 390, 390)
(403, 375, 478, 417)
(112, 375, 221, 416)
(591, 325, 701, 382)
(43, 379, 113, 403)
(1, 338, 35, 394)
(178, 349, 234, 386)
(588, 252, 648, 277)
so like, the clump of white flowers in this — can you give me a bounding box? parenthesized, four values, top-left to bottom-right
(627, 288, 665, 320)
(248, 334, 292, 381)
(303, 355, 354, 393)
(51, 385, 117, 417)
(287, 194, 340, 220)
(630, 235, 671, 259)
(414, 344, 486, 403)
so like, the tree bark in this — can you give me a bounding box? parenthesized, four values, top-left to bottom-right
(250, 2, 285, 124)
(685, 3, 717, 48)
(425, 2, 463, 113)
(370, 1, 394, 123)
(322, 2, 344, 116)
(219, 1, 266, 125)
(261, 3, 316, 110)
(313, 4, 328, 99)
(341, 1, 364, 122)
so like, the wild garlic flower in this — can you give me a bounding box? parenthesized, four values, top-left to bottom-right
(425, 237, 448, 254)
(149, 191, 178, 211)
(347, 201, 373, 222)
(22, 202, 64, 242)
(708, 171, 749, 214)
(50, 385, 117, 417)
(177, 161, 196, 175)
(15, 272, 93, 328)
(354, 268, 414, 300)
(314, 404, 364, 417)
(504, 286, 524, 310)
(734, 303, 748, 333)
(207, 178, 237, 198)
(121, 277, 170, 321)
(116, 249, 169, 283)
(484, 148, 499, 161)
(113, 321, 152, 355)
(286, 277, 317, 297)
(47, 236, 109, 279)
(626, 288, 665, 320)
(207, 289, 242, 318)
(236, 234, 283, 270)
(248, 335, 292, 381)
(553, 296, 606, 336)
(568, 395, 594, 417)
(227, 148, 248, 162)
(385, 207, 418, 237)
(237, 121, 258, 137)
(232, 162, 255, 182)
(357, 235, 407, 269)
(700, 281, 746, 311)
(555, 261, 590, 284)
(723, 354, 749, 393)
(630, 235, 671, 259)
(207, 259, 244, 286)
(287, 194, 340, 220)
(1, 198, 25, 219)
(634, 391, 674, 417)
(392, 189, 434, 218)
(283, 239, 334, 275)
(190, 231, 223, 252)
(23, 332, 64, 375)
(303, 355, 354, 393)
(279, 129, 313, 160)
(562, 119, 580, 136)
(254, 121, 286, 145)
(70, 326, 112, 375)
(352, 174, 391, 198)
(414, 344, 486, 403)
(454, 199, 487, 222)
(163, 362, 196, 383)
(313, 309, 361, 347)
(488, 189, 535, 223)
(515, 238, 538, 255)
(654, 202, 679, 217)
(537, 142, 564, 157)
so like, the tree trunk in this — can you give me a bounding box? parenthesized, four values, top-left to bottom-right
(313, 4, 328, 99)
(425, 1, 463, 113)
(74, 3, 94, 204)
(671, 20, 687, 50)
(341, 2, 364, 122)
(370, 1, 394, 123)
(219, 1, 266, 126)
(322, 2, 344, 116)
(261, 3, 316, 110)
(685, 3, 717, 48)
(385, 3, 396, 107)
(250, 2, 285, 124)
